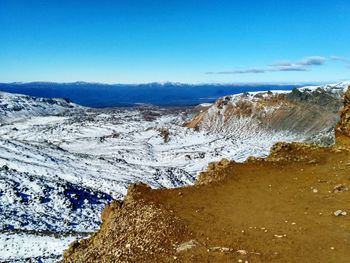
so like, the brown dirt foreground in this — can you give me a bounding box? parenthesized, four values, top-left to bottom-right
(62, 88, 350, 263)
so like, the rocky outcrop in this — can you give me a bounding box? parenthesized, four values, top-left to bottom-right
(335, 86, 350, 140)
(266, 142, 325, 162)
(61, 183, 189, 263)
(196, 158, 235, 185)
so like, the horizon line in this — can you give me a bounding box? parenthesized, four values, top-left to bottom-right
(1, 80, 349, 86)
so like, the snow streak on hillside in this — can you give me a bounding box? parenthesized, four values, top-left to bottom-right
(0, 81, 348, 262)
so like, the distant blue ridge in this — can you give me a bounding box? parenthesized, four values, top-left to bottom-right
(0, 82, 304, 108)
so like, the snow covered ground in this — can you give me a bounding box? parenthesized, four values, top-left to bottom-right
(1, 232, 79, 263)
(0, 82, 348, 262)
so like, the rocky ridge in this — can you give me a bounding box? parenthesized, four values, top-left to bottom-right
(186, 82, 350, 145)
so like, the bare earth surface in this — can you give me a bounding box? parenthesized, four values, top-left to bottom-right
(152, 145, 350, 263)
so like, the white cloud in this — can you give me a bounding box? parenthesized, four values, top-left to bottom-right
(207, 55, 348, 75)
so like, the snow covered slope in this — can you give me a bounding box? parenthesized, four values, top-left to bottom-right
(186, 81, 350, 145)
(298, 81, 350, 94)
(0, 91, 79, 123)
(0, 82, 348, 262)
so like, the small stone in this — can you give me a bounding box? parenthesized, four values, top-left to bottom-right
(332, 184, 348, 193)
(237, 249, 248, 255)
(176, 240, 197, 253)
(313, 189, 318, 193)
(334, 210, 347, 216)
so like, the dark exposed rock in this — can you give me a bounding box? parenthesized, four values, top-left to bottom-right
(336, 86, 350, 139)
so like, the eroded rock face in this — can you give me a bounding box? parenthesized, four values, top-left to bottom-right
(185, 86, 345, 146)
(336, 86, 350, 139)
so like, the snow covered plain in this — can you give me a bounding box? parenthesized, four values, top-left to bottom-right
(0, 83, 347, 262)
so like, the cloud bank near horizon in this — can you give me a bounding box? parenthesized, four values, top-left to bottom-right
(206, 56, 350, 75)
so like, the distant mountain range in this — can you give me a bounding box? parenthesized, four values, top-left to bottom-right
(0, 82, 304, 107)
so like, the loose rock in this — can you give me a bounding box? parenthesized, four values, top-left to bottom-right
(332, 184, 348, 193)
(334, 210, 347, 216)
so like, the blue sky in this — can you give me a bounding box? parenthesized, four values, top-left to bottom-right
(1, 0, 349, 83)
